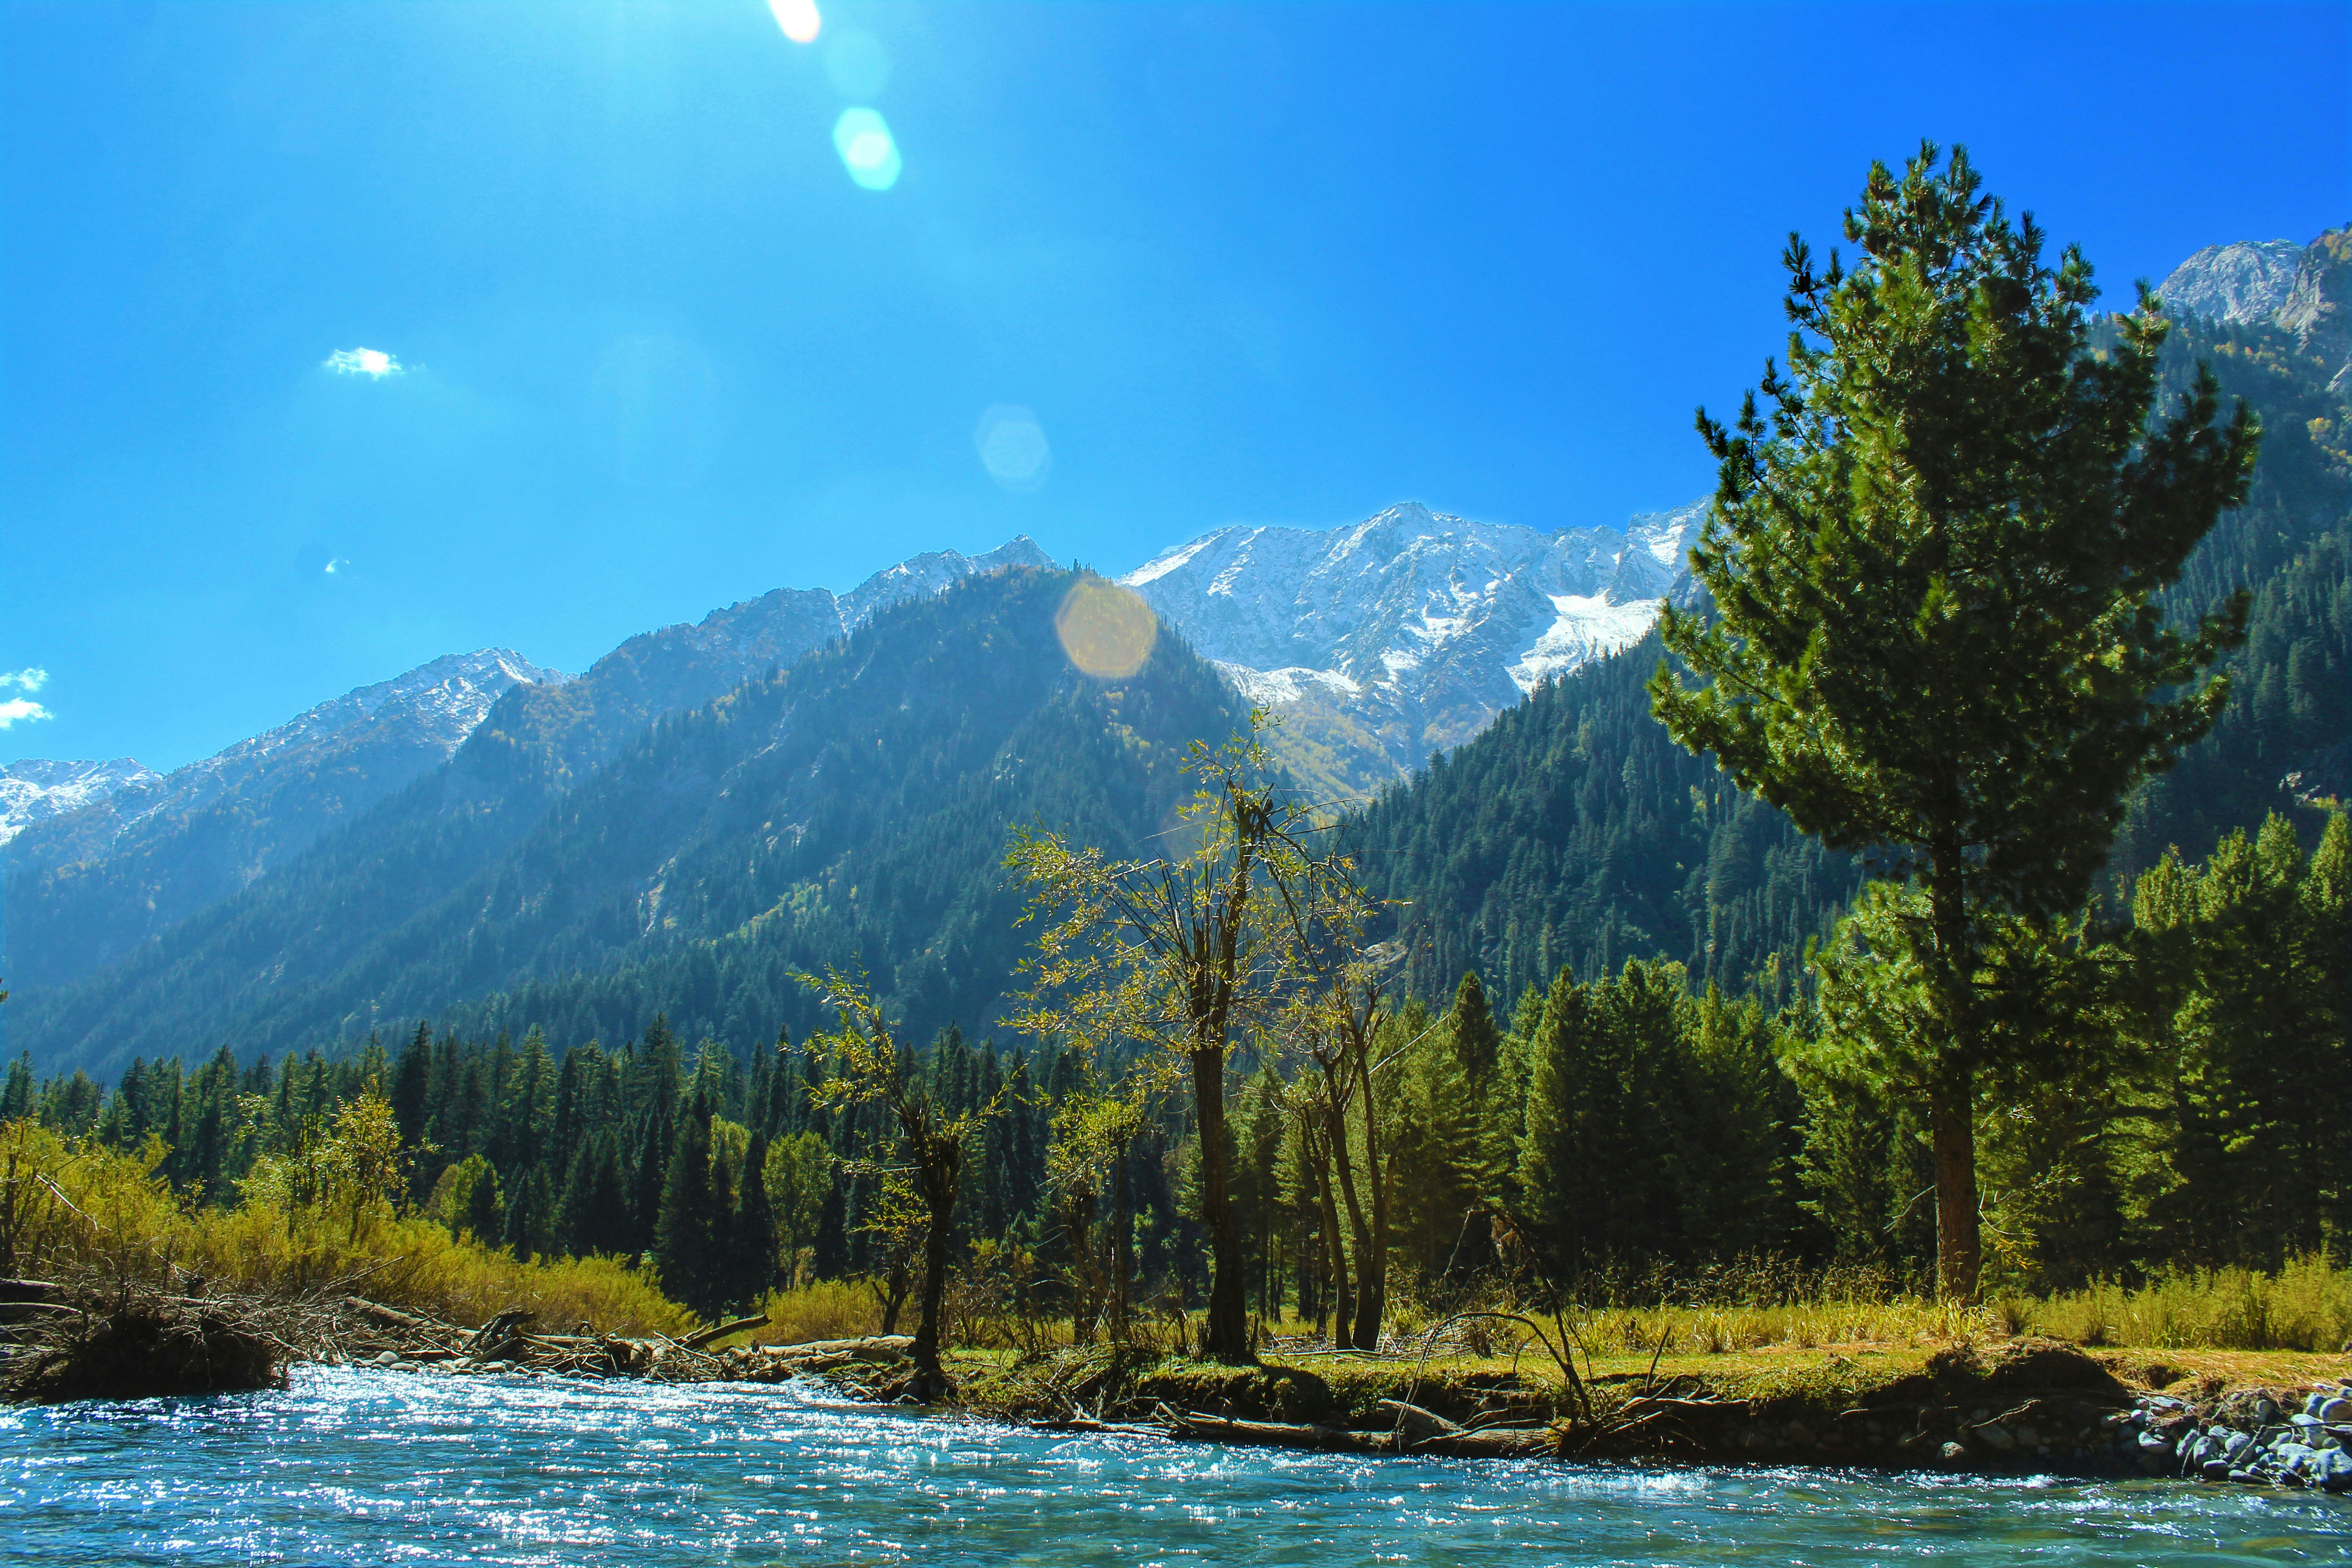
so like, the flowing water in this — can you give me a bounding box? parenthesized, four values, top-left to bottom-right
(5, 1366, 2349, 1565)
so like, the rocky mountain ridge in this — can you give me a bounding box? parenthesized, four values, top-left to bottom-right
(2160, 225, 2352, 391)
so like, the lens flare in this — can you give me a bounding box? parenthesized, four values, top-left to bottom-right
(832, 108, 902, 191)
(769, 0, 821, 45)
(974, 405, 1050, 490)
(1054, 578, 1157, 679)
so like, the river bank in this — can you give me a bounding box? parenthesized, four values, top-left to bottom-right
(10, 1279, 2350, 1494)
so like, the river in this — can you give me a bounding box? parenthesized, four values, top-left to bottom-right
(5, 1366, 2348, 1564)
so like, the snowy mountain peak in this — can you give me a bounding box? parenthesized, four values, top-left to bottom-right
(1119, 499, 1705, 793)
(0, 757, 162, 845)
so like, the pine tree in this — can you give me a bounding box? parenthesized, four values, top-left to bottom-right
(1651, 143, 2260, 1297)
(653, 1107, 717, 1316)
(737, 1131, 778, 1304)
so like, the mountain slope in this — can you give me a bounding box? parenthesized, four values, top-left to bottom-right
(1120, 500, 1702, 796)
(13, 567, 1243, 1076)
(0, 538, 1053, 999)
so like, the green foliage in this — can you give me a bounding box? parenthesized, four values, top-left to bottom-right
(1650, 143, 2258, 1297)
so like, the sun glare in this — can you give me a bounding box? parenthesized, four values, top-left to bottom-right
(768, 0, 821, 45)
(1054, 578, 1158, 680)
(832, 108, 901, 191)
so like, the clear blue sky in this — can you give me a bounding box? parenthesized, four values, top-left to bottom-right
(4, 0, 2346, 771)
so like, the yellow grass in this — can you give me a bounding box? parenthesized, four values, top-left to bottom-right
(1, 1118, 691, 1338)
(745, 1280, 886, 1347)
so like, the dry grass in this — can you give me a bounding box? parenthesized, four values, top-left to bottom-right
(0, 1117, 691, 1338)
(2012, 1257, 2352, 1352)
(747, 1280, 886, 1347)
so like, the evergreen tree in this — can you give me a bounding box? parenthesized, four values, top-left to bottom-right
(737, 1130, 779, 1304)
(1651, 144, 2260, 1297)
(653, 1106, 718, 1316)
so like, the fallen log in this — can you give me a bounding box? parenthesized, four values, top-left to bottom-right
(0, 1279, 63, 1303)
(1408, 1425, 1558, 1458)
(684, 1314, 770, 1350)
(1161, 1405, 1392, 1454)
(755, 1335, 914, 1364)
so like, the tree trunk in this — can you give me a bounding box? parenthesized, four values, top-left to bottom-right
(1928, 1063, 1980, 1302)
(911, 1132, 961, 1395)
(1110, 1141, 1131, 1344)
(1309, 1125, 1351, 1349)
(1350, 1042, 1388, 1352)
(913, 1198, 952, 1391)
(1192, 1045, 1251, 1360)
(1926, 847, 1981, 1302)
(1065, 1189, 1097, 1347)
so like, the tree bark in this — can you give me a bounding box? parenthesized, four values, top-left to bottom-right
(1926, 844, 1981, 1302)
(1349, 1033, 1388, 1352)
(1309, 1124, 1351, 1349)
(1192, 1045, 1251, 1360)
(1928, 1064, 1980, 1302)
(911, 1133, 961, 1393)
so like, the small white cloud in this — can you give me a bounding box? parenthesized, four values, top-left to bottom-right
(324, 347, 402, 378)
(0, 698, 52, 729)
(0, 666, 48, 693)
(324, 557, 351, 575)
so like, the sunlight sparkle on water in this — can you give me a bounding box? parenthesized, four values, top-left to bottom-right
(833, 107, 902, 191)
(768, 0, 820, 45)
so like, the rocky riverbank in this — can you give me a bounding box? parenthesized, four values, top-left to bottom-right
(893, 1334, 2352, 1493)
(10, 1280, 2348, 1495)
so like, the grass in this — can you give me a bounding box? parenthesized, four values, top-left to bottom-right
(1, 1117, 693, 1338)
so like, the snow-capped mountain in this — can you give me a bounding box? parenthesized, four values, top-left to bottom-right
(2159, 225, 2351, 392)
(1120, 499, 1705, 792)
(0, 759, 161, 845)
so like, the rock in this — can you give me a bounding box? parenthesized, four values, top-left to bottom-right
(2320, 1449, 2352, 1494)
(2321, 1398, 2352, 1423)
(2203, 1458, 2234, 1481)
(1971, 1422, 2016, 1452)
(373, 1350, 400, 1367)
(1938, 1441, 1970, 1465)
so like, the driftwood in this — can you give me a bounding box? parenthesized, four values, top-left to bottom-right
(0, 1279, 63, 1303)
(1159, 1404, 1391, 1453)
(683, 1313, 770, 1350)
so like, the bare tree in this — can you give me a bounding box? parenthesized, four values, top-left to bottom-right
(1007, 715, 1346, 1362)
(804, 972, 1007, 1399)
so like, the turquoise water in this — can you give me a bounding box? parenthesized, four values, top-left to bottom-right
(5, 1366, 2349, 1565)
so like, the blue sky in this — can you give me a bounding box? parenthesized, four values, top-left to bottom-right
(3, 0, 2346, 771)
